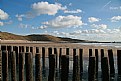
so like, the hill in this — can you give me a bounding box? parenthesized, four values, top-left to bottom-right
(0, 32, 95, 43)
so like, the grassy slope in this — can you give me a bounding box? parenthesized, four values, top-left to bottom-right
(0, 32, 92, 42)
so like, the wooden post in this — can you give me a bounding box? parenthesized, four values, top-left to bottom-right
(1, 45, 7, 51)
(14, 46, 19, 65)
(79, 49, 83, 80)
(66, 48, 69, 55)
(88, 57, 96, 81)
(19, 46, 22, 53)
(48, 54, 56, 81)
(42, 47, 45, 69)
(26, 46, 29, 52)
(2, 50, 8, 81)
(36, 47, 39, 53)
(0, 50, 2, 80)
(19, 52, 25, 81)
(61, 55, 69, 81)
(54, 48, 58, 77)
(35, 53, 42, 81)
(101, 57, 110, 81)
(54, 48, 58, 68)
(42, 47, 46, 77)
(95, 49, 98, 78)
(117, 50, 121, 77)
(22, 46, 24, 52)
(89, 49, 92, 58)
(101, 49, 104, 59)
(73, 55, 80, 81)
(25, 52, 33, 81)
(11, 51, 17, 81)
(108, 49, 115, 77)
(30, 47, 33, 54)
(73, 49, 76, 57)
(59, 48, 62, 73)
(48, 47, 52, 56)
(101, 49, 104, 73)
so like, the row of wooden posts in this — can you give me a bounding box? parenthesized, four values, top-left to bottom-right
(1, 45, 121, 81)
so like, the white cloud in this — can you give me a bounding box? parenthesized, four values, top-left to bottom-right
(0, 9, 9, 20)
(19, 23, 31, 28)
(42, 15, 84, 28)
(110, 6, 121, 10)
(88, 17, 101, 23)
(0, 21, 4, 26)
(4, 20, 13, 25)
(64, 9, 82, 14)
(111, 16, 121, 22)
(91, 24, 107, 29)
(69, 3, 72, 6)
(37, 25, 47, 29)
(15, 14, 25, 21)
(31, 2, 66, 16)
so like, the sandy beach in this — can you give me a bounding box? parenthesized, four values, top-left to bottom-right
(1, 40, 119, 57)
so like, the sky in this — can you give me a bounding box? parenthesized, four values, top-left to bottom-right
(0, 0, 121, 42)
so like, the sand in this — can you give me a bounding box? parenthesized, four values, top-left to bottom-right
(1, 40, 119, 57)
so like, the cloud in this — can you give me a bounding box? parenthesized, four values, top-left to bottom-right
(91, 24, 107, 29)
(19, 23, 32, 28)
(4, 20, 13, 25)
(15, 14, 25, 21)
(69, 3, 72, 6)
(88, 17, 101, 23)
(0, 9, 9, 20)
(110, 6, 121, 10)
(42, 15, 84, 28)
(0, 21, 4, 26)
(111, 16, 121, 22)
(64, 9, 82, 14)
(31, 2, 66, 16)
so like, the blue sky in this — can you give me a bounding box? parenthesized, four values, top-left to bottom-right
(0, 0, 121, 42)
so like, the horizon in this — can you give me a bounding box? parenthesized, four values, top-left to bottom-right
(0, 0, 121, 42)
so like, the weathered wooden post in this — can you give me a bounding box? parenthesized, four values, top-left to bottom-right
(101, 49, 104, 73)
(59, 48, 62, 73)
(79, 49, 83, 74)
(48, 54, 56, 81)
(61, 55, 69, 81)
(101, 57, 110, 81)
(54, 48, 58, 77)
(88, 57, 96, 81)
(0, 50, 2, 80)
(73, 54, 80, 81)
(54, 48, 58, 68)
(2, 50, 8, 81)
(108, 49, 115, 77)
(19, 52, 25, 81)
(117, 50, 121, 77)
(35, 53, 42, 81)
(48, 47, 52, 56)
(25, 52, 33, 81)
(26, 46, 29, 52)
(22, 46, 24, 52)
(36, 47, 39, 53)
(14, 46, 19, 65)
(66, 48, 69, 55)
(42, 47, 46, 77)
(11, 51, 17, 81)
(42, 47, 45, 69)
(19, 46, 22, 53)
(95, 49, 98, 78)
(1, 45, 7, 51)
(89, 49, 92, 58)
